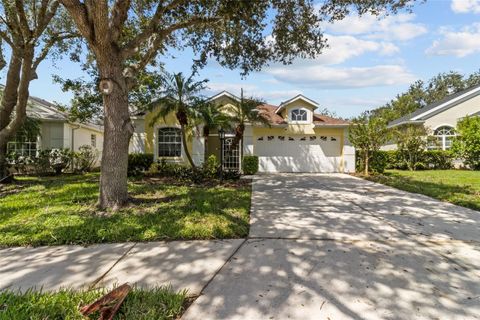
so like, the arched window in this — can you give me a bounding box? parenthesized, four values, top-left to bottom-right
(291, 109, 308, 122)
(158, 127, 181, 157)
(434, 126, 455, 150)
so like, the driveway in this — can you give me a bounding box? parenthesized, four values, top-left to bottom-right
(183, 174, 480, 320)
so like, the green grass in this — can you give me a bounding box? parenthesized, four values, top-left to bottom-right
(365, 170, 480, 211)
(0, 173, 251, 247)
(0, 286, 186, 320)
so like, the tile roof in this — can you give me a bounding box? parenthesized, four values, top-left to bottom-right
(256, 104, 349, 126)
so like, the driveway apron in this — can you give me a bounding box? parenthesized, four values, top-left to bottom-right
(183, 173, 480, 320)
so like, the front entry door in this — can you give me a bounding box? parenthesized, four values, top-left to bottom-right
(222, 137, 240, 170)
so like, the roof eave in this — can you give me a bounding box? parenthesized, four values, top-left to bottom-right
(387, 120, 425, 129)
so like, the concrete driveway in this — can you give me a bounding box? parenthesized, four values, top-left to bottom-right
(183, 174, 480, 320)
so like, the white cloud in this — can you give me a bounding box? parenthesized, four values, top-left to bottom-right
(315, 35, 399, 65)
(451, 0, 480, 14)
(206, 82, 302, 102)
(267, 64, 415, 89)
(426, 23, 480, 57)
(324, 13, 427, 41)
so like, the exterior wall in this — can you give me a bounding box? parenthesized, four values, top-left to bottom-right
(129, 118, 146, 153)
(423, 94, 480, 131)
(40, 121, 64, 149)
(144, 107, 193, 165)
(282, 100, 316, 123)
(342, 128, 356, 173)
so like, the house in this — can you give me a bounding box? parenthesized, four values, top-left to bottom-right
(386, 84, 480, 150)
(5, 91, 104, 160)
(129, 91, 355, 173)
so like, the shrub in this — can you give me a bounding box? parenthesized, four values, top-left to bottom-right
(424, 150, 453, 169)
(128, 153, 154, 176)
(32, 149, 53, 176)
(452, 116, 480, 170)
(356, 150, 388, 174)
(242, 155, 259, 175)
(50, 149, 74, 174)
(6, 152, 32, 174)
(73, 145, 98, 173)
(203, 155, 220, 178)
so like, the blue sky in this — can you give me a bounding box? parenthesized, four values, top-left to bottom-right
(4, 0, 480, 118)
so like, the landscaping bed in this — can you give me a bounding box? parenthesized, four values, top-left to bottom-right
(365, 170, 480, 211)
(0, 286, 186, 320)
(0, 173, 251, 247)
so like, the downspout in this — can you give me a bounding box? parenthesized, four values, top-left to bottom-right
(70, 123, 80, 171)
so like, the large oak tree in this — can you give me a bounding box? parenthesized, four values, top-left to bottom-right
(59, 0, 418, 209)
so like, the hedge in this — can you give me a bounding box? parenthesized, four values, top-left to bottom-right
(128, 153, 154, 176)
(356, 149, 453, 173)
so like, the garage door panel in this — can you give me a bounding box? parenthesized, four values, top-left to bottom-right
(255, 135, 342, 173)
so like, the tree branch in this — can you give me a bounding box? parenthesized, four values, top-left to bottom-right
(110, 0, 131, 42)
(60, 0, 95, 44)
(14, 0, 32, 39)
(121, 0, 189, 58)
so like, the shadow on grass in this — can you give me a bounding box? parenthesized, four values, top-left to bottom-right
(0, 174, 251, 247)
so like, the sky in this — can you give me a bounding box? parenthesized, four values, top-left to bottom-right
(3, 0, 480, 119)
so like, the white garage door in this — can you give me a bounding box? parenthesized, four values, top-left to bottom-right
(255, 135, 342, 173)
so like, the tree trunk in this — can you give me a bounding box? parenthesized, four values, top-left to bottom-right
(364, 150, 369, 176)
(0, 140, 9, 180)
(180, 124, 195, 168)
(0, 50, 33, 181)
(203, 135, 209, 162)
(97, 60, 134, 210)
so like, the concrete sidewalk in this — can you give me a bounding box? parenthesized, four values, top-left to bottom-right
(0, 239, 243, 295)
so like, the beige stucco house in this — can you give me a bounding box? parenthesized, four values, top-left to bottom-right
(6, 93, 104, 161)
(385, 84, 480, 151)
(129, 91, 355, 173)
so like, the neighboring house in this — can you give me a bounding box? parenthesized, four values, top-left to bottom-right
(130, 91, 355, 173)
(5, 92, 104, 161)
(385, 84, 480, 151)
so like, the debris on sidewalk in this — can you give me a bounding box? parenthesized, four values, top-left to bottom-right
(79, 283, 131, 320)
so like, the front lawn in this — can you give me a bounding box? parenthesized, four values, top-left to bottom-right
(365, 170, 480, 211)
(0, 174, 251, 247)
(0, 286, 186, 320)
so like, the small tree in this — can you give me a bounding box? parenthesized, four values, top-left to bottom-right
(348, 116, 389, 176)
(228, 89, 270, 160)
(148, 71, 207, 168)
(194, 102, 231, 162)
(395, 125, 429, 171)
(452, 116, 480, 170)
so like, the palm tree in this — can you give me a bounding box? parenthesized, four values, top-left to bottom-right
(228, 89, 270, 160)
(148, 71, 208, 168)
(194, 102, 231, 162)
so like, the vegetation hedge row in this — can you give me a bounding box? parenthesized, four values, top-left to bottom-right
(356, 150, 454, 173)
(128, 153, 154, 176)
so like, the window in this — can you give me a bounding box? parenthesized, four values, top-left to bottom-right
(291, 109, 308, 122)
(7, 134, 37, 157)
(91, 134, 96, 147)
(433, 126, 455, 150)
(277, 136, 285, 141)
(158, 127, 181, 157)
